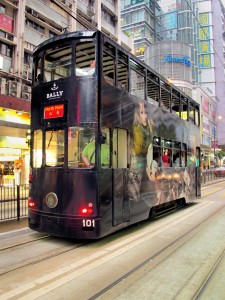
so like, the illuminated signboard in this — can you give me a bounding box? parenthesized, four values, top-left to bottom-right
(163, 55, 191, 67)
(44, 104, 64, 119)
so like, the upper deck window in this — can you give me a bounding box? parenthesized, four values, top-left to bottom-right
(43, 46, 72, 82)
(75, 42, 96, 77)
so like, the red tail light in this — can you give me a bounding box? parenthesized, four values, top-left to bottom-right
(80, 202, 93, 215)
(28, 197, 35, 208)
(29, 174, 34, 183)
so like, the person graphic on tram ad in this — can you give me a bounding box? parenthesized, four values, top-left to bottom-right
(128, 102, 154, 202)
(82, 133, 109, 168)
(146, 152, 159, 181)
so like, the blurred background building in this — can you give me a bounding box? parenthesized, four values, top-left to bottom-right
(121, 0, 225, 167)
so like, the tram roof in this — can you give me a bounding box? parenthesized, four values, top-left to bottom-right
(33, 30, 97, 54)
(33, 30, 199, 109)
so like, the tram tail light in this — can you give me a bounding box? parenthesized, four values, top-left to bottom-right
(80, 202, 93, 215)
(28, 197, 35, 208)
(29, 174, 34, 183)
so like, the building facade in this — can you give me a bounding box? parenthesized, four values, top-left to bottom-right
(0, 0, 133, 183)
(121, 0, 225, 167)
(121, 0, 159, 60)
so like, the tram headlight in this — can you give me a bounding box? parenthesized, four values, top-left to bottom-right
(46, 193, 58, 208)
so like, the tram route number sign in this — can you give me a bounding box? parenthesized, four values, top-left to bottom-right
(44, 104, 64, 119)
(82, 219, 95, 227)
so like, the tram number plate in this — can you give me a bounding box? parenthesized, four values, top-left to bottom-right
(82, 219, 95, 227)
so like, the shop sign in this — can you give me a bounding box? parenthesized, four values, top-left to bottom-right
(163, 54, 191, 67)
(0, 13, 13, 33)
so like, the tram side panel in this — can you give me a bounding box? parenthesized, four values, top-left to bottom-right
(101, 82, 200, 223)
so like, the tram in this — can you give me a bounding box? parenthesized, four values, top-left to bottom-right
(28, 30, 201, 239)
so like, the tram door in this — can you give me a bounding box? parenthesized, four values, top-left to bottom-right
(112, 129, 130, 226)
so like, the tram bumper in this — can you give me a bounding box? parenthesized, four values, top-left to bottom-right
(28, 210, 101, 239)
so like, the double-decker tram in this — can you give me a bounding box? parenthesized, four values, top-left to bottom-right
(28, 30, 201, 239)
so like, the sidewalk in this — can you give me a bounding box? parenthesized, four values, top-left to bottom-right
(0, 217, 28, 233)
(201, 177, 225, 186)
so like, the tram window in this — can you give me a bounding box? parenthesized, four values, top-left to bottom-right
(153, 136, 160, 146)
(161, 81, 171, 111)
(181, 143, 187, 167)
(146, 72, 160, 106)
(118, 50, 128, 65)
(180, 97, 188, 121)
(187, 152, 194, 166)
(172, 141, 181, 167)
(34, 57, 42, 85)
(150, 145, 161, 168)
(130, 69, 145, 99)
(101, 128, 110, 168)
(162, 139, 172, 167)
(112, 128, 127, 168)
(45, 129, 65, 167)
(68, 126, 95, 168)
(103, 53, 115, 85)
(33, 130, 42, 168)
(75, 42, 96, 76)
(118, 51, 128, 89)
(171, 93, 180, 116)
(118, 60, 128, 91)
(44, 46, 72, 82)
(189, 102, 195, 124)
(103, 42, 116, 56)
(196, 147, 200, 167)
(195, 107, 200, 126)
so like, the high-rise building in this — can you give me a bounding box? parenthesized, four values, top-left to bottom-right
(121, 0, 160, 60)
(121, 0, 225, 167)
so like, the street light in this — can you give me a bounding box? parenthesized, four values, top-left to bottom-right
(213, 124, 216, 167)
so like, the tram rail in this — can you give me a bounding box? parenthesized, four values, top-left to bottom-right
(0, 181, 225, 299)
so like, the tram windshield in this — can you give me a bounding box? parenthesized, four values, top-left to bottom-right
(32, 127, 110, 168)
(44, 46, 72, 82)
(34, 41, 96, 84)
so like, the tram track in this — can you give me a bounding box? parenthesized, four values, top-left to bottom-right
(0, 240, 90, 277)
(0, 231, 91, 277)
(88, 204, 225, 300)
(0, 182, 225, 299)
(0, 233, 50, 252)
(195, 247, 225, 299)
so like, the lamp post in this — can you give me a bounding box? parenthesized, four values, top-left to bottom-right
(213, 124, 216, 167)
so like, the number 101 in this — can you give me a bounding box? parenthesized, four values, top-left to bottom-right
(82, 219, 95, 227)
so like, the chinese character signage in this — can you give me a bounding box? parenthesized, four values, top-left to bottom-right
(0, 13, 13, 33)
(198, 13, 211, 68)
(44, 104, 64, 119)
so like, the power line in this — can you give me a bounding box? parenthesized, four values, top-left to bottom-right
(49, 0, 90, 30)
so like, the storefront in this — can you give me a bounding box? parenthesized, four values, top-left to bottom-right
(0, 94, 30, 185)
